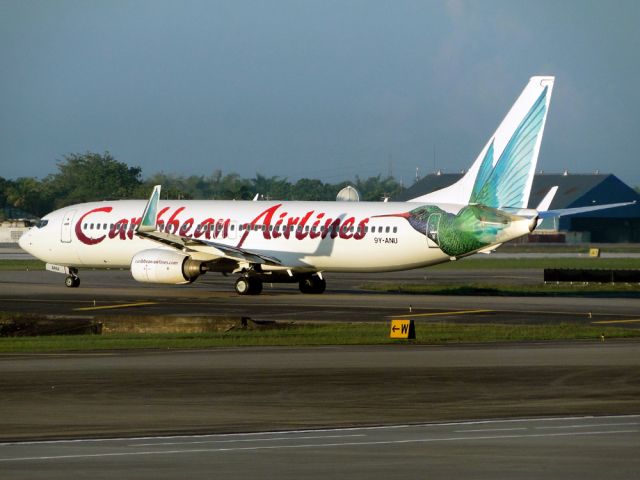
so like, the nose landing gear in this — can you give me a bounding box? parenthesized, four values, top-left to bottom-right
(63, 267, 80, 288)
(65, 274, 80, 288)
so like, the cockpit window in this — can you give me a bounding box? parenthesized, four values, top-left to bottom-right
(36, 219, 49, 228)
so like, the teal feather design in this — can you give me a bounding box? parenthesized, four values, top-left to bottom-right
(470, 86, 548, 208)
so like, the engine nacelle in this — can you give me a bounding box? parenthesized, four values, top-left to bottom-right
(130, 249, 205, 284)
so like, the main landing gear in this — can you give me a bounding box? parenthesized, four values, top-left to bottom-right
(234, 276, 263, 295)
(233, 274, 326, 295)
(298, 275, 326, 294)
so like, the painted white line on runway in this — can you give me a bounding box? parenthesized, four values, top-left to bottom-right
(535, 422, 640, 430)
(2, 414, 639, 447)
(415, 414, 640, 429)
(455, 427, 527, 433)
(1, 430, 637, 462)
(129, 434, 366, 447)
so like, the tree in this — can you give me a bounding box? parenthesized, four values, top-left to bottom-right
(0, 176, 9, 209)
(354, 175, 402, 201)
(251, 174, 291, 200)
(5, 177, 51, 217)
(290, 178, 335, 200)
(46, 152, 142, 208)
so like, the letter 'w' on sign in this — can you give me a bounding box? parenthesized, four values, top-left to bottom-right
(390, 320, 416, 339)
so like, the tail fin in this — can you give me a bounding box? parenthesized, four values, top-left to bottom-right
(410, 76, 555, 208)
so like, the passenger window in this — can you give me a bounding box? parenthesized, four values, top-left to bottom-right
(84, 223, 87, 229)
(393, 227, 397, 233)
(378, 226, 383, 233)
(90, 223, 94, 230)
(385, 226, 390, 233)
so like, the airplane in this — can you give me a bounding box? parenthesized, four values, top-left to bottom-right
(19, 76, 633, 295)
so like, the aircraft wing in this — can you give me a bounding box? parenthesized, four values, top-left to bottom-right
(135, 185, 282, 266)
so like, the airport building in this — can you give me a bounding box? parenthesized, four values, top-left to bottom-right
(396, 172, 640, 243)
(0, 220, 33, 244)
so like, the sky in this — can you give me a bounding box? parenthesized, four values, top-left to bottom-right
(1, 0, 639, 186)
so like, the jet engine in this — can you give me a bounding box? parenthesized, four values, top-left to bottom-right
(130, 249, 205, 284)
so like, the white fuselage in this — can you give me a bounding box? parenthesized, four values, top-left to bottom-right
(20, 200, 459, 273)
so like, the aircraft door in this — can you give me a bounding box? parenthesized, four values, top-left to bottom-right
(61, 210, 76, 243)
(426, 213, 440, 248)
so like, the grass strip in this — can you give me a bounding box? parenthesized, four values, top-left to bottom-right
(0, 259, 45, 271)
(498, 244, 640, 254)
(430, 257, 640, 270)
(0, 322, 638, 353)
(362, 282, 640, 297)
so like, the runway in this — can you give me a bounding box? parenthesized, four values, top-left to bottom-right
(1, 269, 640, 327)
(1, 415, 639, 479)
(2, 343, 639, 440)
(2, 267, 640, 476)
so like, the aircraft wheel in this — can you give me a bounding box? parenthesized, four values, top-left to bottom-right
(235, 276, 263, 295)
(248, 277, 263, 295)
(299, 276, 326, 294)
(65, 275, 80, 288)
(235, 277, 250, 295)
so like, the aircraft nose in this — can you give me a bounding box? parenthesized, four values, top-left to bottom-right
(18, 230, 32, 254)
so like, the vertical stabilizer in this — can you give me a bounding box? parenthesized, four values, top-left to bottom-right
(410, 76, 554, 208)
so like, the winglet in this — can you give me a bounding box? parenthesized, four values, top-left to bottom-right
(137, 185, 161, 233)
(536, 186, 558, 212)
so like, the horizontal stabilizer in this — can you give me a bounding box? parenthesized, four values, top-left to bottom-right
(537, 201, 636, 219)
